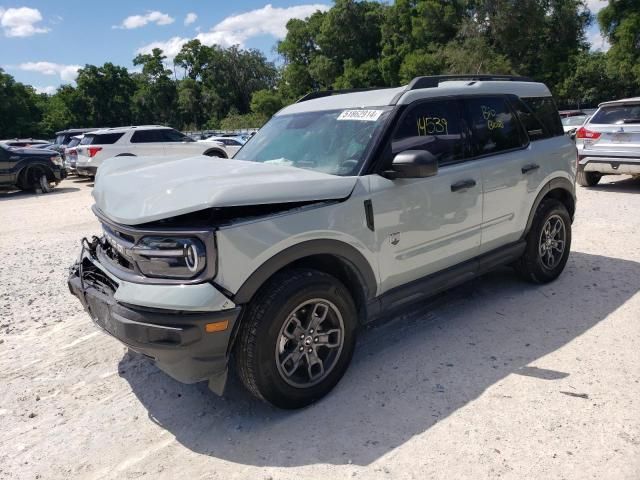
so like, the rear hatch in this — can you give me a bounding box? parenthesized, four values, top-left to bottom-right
(76, 132, 124, 165)
(582, 103, 640, 158)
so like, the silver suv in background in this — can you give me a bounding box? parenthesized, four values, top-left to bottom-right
(69, 75, 577, 409)
(576, 97, 640, 186)
(75, 125, 231, 177)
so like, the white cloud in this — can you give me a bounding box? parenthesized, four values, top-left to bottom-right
(137, 3, 329, 59)
(587, 27, 610, 52)
(0, 7, 50, 37)
(184, 12, 197, 26)
(18, 62, 82, 82)
(585, 0, 608, 14)
(34, 85, 57, 95)
(115, 11, 174, 30)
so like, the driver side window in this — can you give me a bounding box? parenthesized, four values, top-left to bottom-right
(392, 99, 469, 166)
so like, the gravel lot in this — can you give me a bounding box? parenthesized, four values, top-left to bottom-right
(1, 175, 639, 480)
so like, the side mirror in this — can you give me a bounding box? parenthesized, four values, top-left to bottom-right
(382, 150, 438, 179)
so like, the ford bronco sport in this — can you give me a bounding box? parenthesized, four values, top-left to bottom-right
(68, 75, 577, 409)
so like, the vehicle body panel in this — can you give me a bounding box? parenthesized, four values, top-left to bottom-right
(92, 156, 359, 225)
(480, 136, 576, 253)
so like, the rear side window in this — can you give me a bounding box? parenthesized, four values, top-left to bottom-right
(521, 97, 564, 137)
(131, 130, 165, 143)
(510, 97, 546, 141)
(590, 104, 640, 124)
(80, 133, 124, 145)
(392, 99, 468, 165)
(465, 97, 526, 155)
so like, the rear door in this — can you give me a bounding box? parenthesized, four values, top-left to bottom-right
(464, 95, 537, 252)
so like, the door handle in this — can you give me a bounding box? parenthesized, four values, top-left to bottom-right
(521, 164, 540, 174)
(451, 179, 477, 192)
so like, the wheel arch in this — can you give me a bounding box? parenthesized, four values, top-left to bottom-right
(17, 161, 55, 187)
(523, 177, 576, 237)
(231, 239, 377, 323)
(204, 148, 227, 158)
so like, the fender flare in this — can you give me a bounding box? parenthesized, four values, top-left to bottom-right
(523, 177, 575, 237)
(231, 239, 377, 305)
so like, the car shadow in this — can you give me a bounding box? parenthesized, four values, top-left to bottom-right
(0, 187, 80, 201)
(119, 251, 639, 467)
(583, 175, 640, 193)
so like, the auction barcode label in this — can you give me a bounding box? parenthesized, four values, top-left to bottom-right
(337, 109, 384, 121)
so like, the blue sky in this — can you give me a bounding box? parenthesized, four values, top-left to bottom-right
(0, 0, 609, 94)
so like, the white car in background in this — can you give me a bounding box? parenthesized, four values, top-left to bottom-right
(76, 125, 231, 177)
(199, 135, 245, 157)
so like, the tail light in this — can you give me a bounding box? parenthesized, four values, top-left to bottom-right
(576, 127, 601, 140)
(87, 146, 102, 158)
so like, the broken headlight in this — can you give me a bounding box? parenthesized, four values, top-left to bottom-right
(133, 236, 207, 279)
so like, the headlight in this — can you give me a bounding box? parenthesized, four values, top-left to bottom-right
(50, 155, 63, 166)
(133, 236, 207, 279)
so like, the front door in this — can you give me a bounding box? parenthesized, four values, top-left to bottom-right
(369, 98, 483, 294)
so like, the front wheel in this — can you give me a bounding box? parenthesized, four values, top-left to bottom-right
(515, 199, 572, 283)
(37, 173, 56, 193)
(235, 269, 357, 409)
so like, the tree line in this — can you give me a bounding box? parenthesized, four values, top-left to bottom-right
(1, 0, 639, 139)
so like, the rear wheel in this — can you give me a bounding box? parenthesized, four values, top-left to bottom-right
(576, 165, 601, 187)
(516, 199, 572, 284)
(235, 269, 357, 409)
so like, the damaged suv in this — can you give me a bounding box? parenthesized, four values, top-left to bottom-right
(69, 75, 576, 409)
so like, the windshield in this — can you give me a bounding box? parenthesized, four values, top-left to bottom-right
(561, 115, 587, 127)
(234, 108, 391, 176)
(590, 104, 640, 124)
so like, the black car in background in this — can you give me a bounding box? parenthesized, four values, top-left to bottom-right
(0, 143, 66, 193)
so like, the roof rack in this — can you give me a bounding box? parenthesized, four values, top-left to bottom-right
(407, 74, 535, 90)
(296, 87, 381, 103)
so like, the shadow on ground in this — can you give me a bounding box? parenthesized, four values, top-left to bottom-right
(0, 187, 80, 201)
(119, 251, 639, 467)
(583, 175, 640, 194)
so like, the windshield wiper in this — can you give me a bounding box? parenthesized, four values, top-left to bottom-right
(622, 118, 640, 124)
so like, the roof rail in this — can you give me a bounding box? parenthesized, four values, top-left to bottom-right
(407, 74, 535, 90)
(296, 87, 381, 103)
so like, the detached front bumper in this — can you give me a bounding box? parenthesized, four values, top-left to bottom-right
(68, 253, 241, 394)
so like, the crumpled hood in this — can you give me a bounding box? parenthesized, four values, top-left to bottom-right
(92, 155, 358, 225)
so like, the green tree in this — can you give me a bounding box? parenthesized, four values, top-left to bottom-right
(599, 0, 640, 85)
(250, 89, 284, 117)
(0, 68, 42, 137)
(132, 48, 178, 125)
(75, 63, 136, 127)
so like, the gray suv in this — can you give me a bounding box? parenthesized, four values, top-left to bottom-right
(576, 97, 640, 186)
(68, 75, 577, 409)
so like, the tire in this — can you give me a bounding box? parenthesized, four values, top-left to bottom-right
(235, 269, 357, 409)
(576, 165, 601, 187)
(515, 199, 572, 284)
(38, 174, 55, 193)
(204, 149, 227, 158)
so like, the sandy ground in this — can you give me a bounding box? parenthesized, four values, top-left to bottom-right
(0, 175, 639, 480)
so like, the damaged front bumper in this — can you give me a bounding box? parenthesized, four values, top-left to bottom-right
(67, 240, 241, 394)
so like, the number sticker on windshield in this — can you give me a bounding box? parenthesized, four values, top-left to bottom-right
(337, 110, 384, 121)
